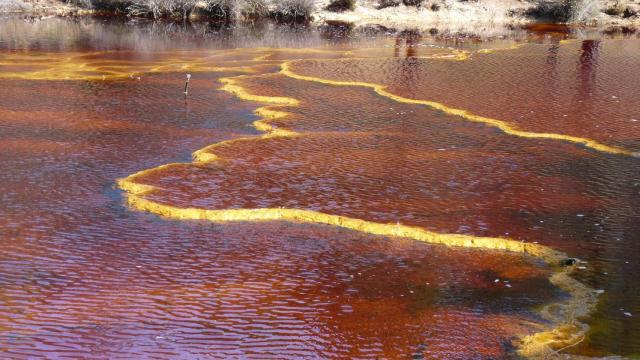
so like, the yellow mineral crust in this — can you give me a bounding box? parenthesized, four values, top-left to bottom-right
(0, 53, 262, 80)
(117, 66, 601, 358)
(190, 76, 299, 164)
(0, 48, 353, 81)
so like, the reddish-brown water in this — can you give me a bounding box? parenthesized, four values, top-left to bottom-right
(291, 38, 640, 152)
(0, 18, 639, 358)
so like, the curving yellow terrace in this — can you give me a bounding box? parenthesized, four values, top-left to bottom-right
(117, 58, 602, 357)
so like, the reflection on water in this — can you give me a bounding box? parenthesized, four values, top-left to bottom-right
(0, 17, 639, 358)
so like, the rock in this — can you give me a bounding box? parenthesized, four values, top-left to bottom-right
(560, 258, 577, 266)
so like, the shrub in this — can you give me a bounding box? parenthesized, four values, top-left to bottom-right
(90, 0, 132, 13)
(105, 0, 234, 19)
(527, 1, 571, 21)
(0, 0, 32, 13)
(325, 0, 356, 12)
(402, 0, 423, 7)
(623, 6, 637, 17)
(377, 0, 400, 9)
(239, 0, 269, 18)
(272, 0, 315, 21)
(604, 0, 627, 16)
(528, 0, 600, 22)
(67, 0, 93, 8)
(202, 0, 235, 19)
(126, 0, 171, 18)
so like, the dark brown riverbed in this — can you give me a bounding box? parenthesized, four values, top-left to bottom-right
(0, 18, 639, 358)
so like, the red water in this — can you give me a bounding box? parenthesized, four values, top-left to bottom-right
(1, 18, 639, 358)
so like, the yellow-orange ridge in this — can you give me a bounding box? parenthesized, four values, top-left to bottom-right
(118, 69, 600, 358)
(280, 61, 639, 158)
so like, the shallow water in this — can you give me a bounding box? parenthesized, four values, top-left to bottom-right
(0, 17, 639, 358)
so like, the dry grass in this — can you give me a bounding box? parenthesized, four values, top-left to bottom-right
(126, 0, 198, 18)
(0, 0, 32, 12)
(240, 0, 268, 18)
(73, 0, 314, 20)
(272, 0, 315, 20)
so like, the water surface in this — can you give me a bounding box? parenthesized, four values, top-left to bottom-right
(0, 18, 639, 358)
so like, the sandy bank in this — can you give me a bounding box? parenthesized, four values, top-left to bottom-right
(312, 0, 640, 31)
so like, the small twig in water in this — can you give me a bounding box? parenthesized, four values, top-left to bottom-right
(551, 335, 586, 356)
(184, 73, 191, 97)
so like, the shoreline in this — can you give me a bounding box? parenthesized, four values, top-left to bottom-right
(2, 0, 639, 32)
